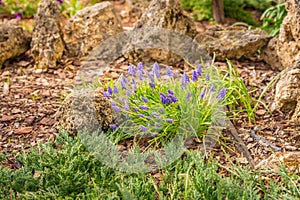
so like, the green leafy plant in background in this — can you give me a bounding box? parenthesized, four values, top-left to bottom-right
(181, 0, 272, 25)
(260, 0, 287, 36)
(0, 0, 37, 18)
(0, 0, 92, 18)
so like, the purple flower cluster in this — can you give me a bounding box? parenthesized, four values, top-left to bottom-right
(160, 90, 178, 105)
(106, 62, 227, 138)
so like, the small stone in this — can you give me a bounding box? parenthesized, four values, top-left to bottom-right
(0, 22, 31, 66)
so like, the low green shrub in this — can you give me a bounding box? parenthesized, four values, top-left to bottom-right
(0, 131, 299, 199)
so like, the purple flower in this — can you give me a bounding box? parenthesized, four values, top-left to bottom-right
(131, 78, 137, 93)
(168, 94, 178, 103)
(168, 89, 174, 95)
(197, 64, 203, 76)
(138, 70, 144, 81)
(182, 72, 190, 87)
(103, 91, 110, 98)
(120, 75, 127, 89)
(137, 62, 143, 71)
(56, 0, 63, 4)
(205, 73, 210, 81)
(113, 84, 119, 94)
(0, 1, 3, 6)
(113, 106, 121, 113)
(107, 86, 113, 95)
(166, 118, 174, 124)
(152, 112, 161, 120)
(200, 89, 205, 99)
(152, 62, 160, 78)
(109, 124, 117, 130)
(149, 82, 155, 89)
(124, 101, 130, 111)
(186, 92, 191, 101)
(16, 13, 22, 19)
(151, 133, 158, 137)
(146, 116, 151, 120)
(166, 66, 173, 77)
(160, 92, 169, 104)
(131, 106, 138, 112)
(217, 88, 227, 99)
(137, 114, 145, 118)
(141, 97, 149, 103)
(139, 105, 149, 110)
(140, 125, 148, 132)
(155, 123, 161, 128)
(128, 65, 136, 76)
(192, 70, 198, 82)
(210, 84, 215, 92)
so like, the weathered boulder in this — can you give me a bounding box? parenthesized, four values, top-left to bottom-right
(262, 0, 300, 70)
(195, 26, 272, 61)
(55, 88, 114, 136)
(271, 67, 300, 121)
(125, 0, 152, 18)
(64, 1, 123, 57)
(124, 0, 199, 65)
(0, 22, 30, 67)
(31, 0, 64, 70)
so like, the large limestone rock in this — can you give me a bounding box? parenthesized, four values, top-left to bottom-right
(262, 0, 300, 70)
(124, 0, 199, 65)
(64, 1, 123, 57)
(125, 0, 152, 18)
(31, 0, 64, 70)
(195, 26, 271, 61)
(0, 23, 30, 67)
(271, 67, 300, 121)
(55, 88, 114, 136)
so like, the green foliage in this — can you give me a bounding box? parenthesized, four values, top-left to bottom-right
(260, 1, 287, 36)
(0, 132, 299, 199)
(181, 0, 272, 25)
(0, 0, 38, 18)
(0, 0, 90, 18)
(104, 62, 227, 146)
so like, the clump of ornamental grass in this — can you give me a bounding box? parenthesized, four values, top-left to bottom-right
(103, 62, 227, 146)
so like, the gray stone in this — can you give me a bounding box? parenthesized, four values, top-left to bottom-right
(31, 0, 64, 70)
(262, 0, 300, 70)
(64, 1, 123, 58)
(55, 88, 114, 136)
(124, 0, 199, 65)
(0, 22, 30, 67)
(271, 67, 300, 121)
(195, 26, 271, 61)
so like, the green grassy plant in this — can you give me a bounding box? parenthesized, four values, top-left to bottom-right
(0, 131, 299, 199)
(103, 62, 227, 147)
(0, 0, 90, 19)
(260, 0, 287, 36)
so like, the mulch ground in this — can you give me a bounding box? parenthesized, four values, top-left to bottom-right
(0, 0, 299, 170)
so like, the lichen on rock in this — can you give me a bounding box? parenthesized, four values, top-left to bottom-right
(124, 0, 199, 65)
(31, 0, 64, 70)
(55, 88, 114, 136)
(195, 26, 271, 61)
(0, 22, 31, 67)
(271, 67, 300, 121)
(262, 0, 300, 70)
(63, 1, 123, 58)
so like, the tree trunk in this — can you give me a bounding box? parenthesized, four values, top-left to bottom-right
(212, 0, 224, 24)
